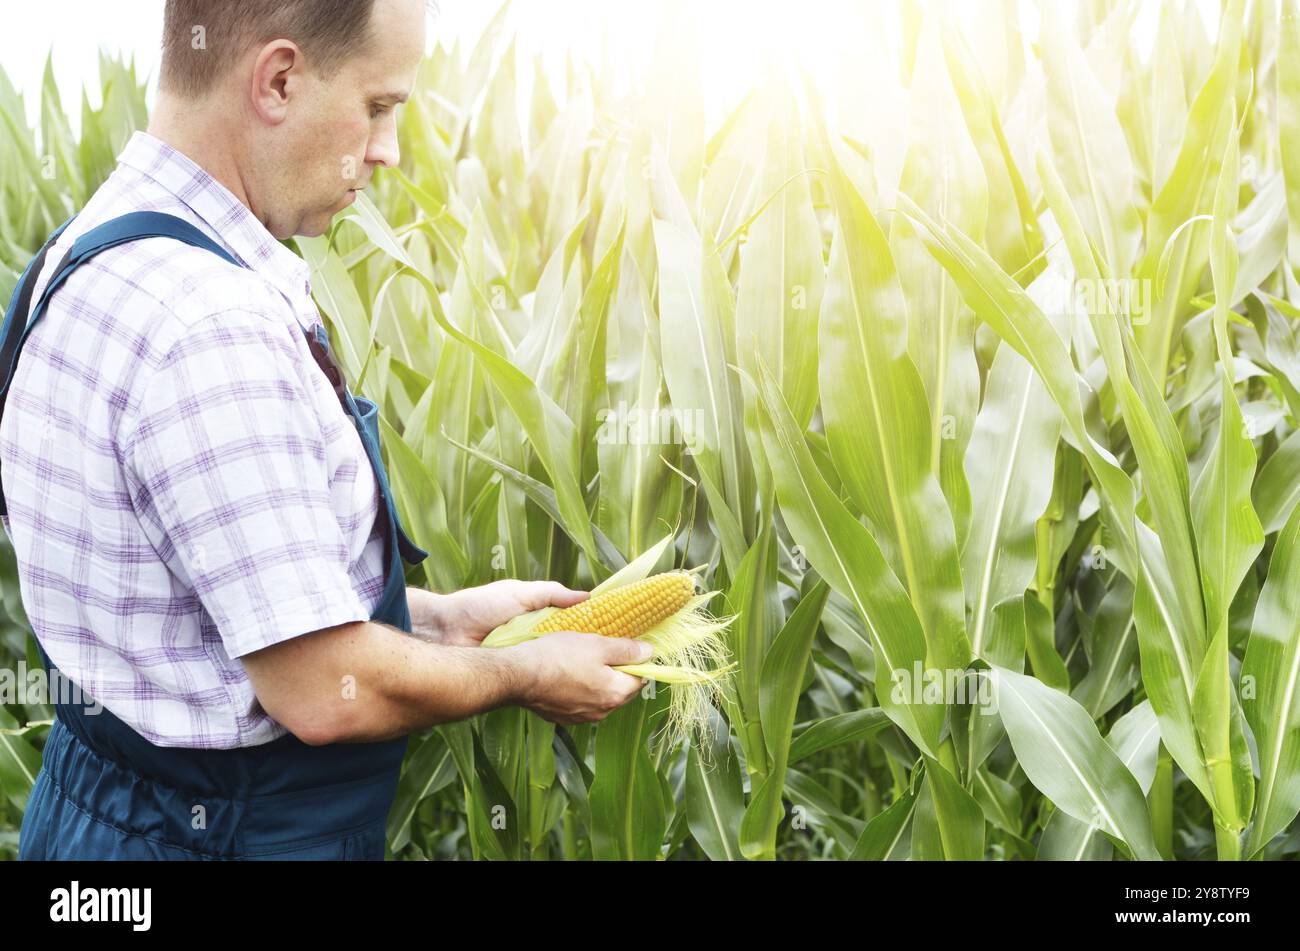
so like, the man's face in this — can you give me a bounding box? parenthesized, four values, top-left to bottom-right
(262, 0, 426, 238)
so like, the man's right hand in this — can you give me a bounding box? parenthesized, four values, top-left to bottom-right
(510, 632, 653, 725)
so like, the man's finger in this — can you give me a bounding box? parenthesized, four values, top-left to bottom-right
(599, 637, 654, 665)
(519, 580, 588, 611)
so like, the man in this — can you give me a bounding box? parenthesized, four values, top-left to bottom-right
(5, 0, 649, 860)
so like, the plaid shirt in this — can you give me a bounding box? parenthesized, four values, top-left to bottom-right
(0, 131, 387, 748)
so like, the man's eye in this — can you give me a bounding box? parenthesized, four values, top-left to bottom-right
(370, 104, 392, 119)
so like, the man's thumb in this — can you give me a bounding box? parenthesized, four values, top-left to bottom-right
(603, 637, 654, 665)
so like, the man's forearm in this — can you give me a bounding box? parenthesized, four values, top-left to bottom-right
(334, 620, 527, 741)
(252, 618, 527, 745)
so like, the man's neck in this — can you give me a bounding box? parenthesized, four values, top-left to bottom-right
(146, 95, 253, 212)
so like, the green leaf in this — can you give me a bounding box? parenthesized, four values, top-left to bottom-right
(1037, 700, 1161, 860)
(890, 24, 986, 542)
(1132, 0, 1245, 384)
(590, 697, 669, 860)
(747, 357, 942, 756)
(1189, 111, 1260, 836)
(387, 731, 457, 853)
(684, 708, 744, 861)
(972, 766, 1024, 842)
(1040, 2, 1142, 279)
(989, 666, 1161, 861)
(849, 790, 915, 860)
(1071, 578, 1141, 718)
(442, 431, 627, 573)
(899, 194, 1140, 578)
(734, 88, 823, 431)
(1241, 496, 1300, 856)
(940, 29, 1044, 280)
(1278, 0, 1300, 274)
(0, 709, 42, 812)
(962, 336, 1062, 666)
(1253, 426, 1300, 533)
(922, 756, 986, 860)
(788, 709, 892, 765)
(820, 148, 970, 675)
(721, 527, 779, 777)
(1024, 594, 1070, 691)
(379, 416, 469, 593)
(739, 579, 830, 860)
(652, 207, 750, 575)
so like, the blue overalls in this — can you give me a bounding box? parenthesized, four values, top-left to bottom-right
(3, 212, 429, 859)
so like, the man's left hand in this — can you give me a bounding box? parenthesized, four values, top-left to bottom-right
(409, 581, 589, 647)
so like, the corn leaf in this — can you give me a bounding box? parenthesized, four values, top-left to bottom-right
(989, 666, 1161, 861)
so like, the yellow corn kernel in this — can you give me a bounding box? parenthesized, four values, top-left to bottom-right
(531, 571, 696, 639)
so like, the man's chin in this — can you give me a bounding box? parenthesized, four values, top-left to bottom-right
(287, 215, 333, 240)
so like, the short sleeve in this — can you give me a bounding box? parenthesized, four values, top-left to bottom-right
(124, 310, 371, 658)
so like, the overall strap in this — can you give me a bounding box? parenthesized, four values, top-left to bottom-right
(0, 212, 243, 517)
(303, 322, 429, 568)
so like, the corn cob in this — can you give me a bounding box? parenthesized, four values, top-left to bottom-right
(482, 561, 733, 748)
(531, 571, 696, 638)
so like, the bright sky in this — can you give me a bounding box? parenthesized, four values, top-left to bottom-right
(1, 0, 1218, 135)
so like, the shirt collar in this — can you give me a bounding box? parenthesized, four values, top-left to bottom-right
(116, 130, 316, 326)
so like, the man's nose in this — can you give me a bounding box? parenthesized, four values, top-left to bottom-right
(366, 119, 401, 170)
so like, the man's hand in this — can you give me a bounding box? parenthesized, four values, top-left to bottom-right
(512, 632, 652, 725)
(411, 580, 590, 647)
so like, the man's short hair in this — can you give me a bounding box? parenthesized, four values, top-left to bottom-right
(160, 0, 380, 98)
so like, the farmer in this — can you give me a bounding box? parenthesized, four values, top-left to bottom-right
(3, 0, 649, 860)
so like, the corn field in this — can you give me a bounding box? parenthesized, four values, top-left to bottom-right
(3, 0, 1300, 861)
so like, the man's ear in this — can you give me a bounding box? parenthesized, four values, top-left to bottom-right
(248, 40, 303, 124)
